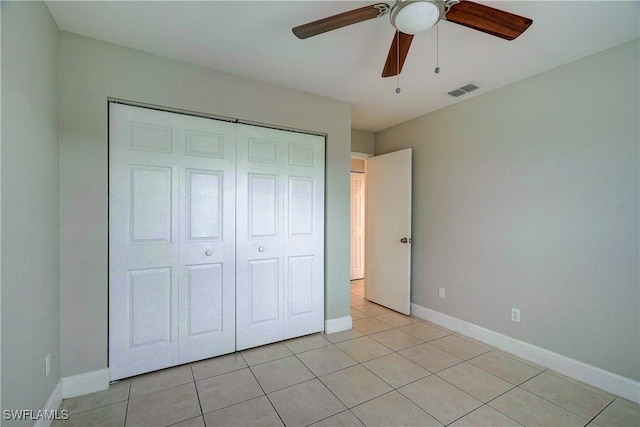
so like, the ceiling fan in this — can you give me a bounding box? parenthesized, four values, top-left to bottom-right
(292, 0, 533, 77)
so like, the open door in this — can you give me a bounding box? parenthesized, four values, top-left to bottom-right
(350, 172, 366, 280)
(365, 149, 412, 315)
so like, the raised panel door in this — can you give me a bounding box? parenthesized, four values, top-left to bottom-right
(236, 124, 324, 350)
(178, 114, 236, 364)
(110, 104, 236, 379)
(109, 104, 180, 380)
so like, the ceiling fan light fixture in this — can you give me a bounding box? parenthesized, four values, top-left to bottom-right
(391, 0, 444, 35)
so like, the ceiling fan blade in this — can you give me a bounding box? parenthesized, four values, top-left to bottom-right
(445, 1, 533, 41)
(293, 3, 390, 39)
(382, 31, 414, 77)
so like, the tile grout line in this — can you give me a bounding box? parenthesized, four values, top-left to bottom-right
(189, 364, 205, 423)
(584, 398, 616, 427)
(123, 379, 131, 427)
(245, 357, 288, 427)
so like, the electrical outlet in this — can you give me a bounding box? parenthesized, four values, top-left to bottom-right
(511, 308, 521, 323)
(45, 353, 51, 377)
(438, 288, 445, 299)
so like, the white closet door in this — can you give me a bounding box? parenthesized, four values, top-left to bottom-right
(177, 114, 237, 364)
(109, 104, 236, 380)
(236, 124, 325, 350)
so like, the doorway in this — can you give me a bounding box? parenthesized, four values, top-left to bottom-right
(350, 154, 369, 309)
(350, 149, 413, 315)
(350, 154, 371, 282)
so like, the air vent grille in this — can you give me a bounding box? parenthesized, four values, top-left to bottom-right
(446, 82, 482, 98)
(447, 89, 466, 97)
(460, 83, 479, 93)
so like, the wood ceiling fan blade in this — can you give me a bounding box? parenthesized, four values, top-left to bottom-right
(445, 1, 533, 41)
(292, 3, 390, 39)
(382, 31, 414, 77)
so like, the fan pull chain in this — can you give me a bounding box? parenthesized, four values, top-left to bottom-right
(434, 23, 441, 74)
(395, 30, 401, 93)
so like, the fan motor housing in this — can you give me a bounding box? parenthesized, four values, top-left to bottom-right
(390, 0, 445, 35)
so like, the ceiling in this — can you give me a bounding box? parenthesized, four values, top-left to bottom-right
(46, 1, 639, 132)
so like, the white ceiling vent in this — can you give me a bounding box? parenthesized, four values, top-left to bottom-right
(446, 82, 481, 98)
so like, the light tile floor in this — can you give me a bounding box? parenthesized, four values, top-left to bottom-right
(55, 279, 639, 427)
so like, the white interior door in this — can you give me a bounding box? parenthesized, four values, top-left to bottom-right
(365, 149, 412, 315)
(109, 104, 236, 380)
(236, 124, 325, 350)
(177, 113, 237, 364)
(350, 172, 366, 280)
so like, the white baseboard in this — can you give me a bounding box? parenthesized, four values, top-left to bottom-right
(33, 380, 64, 427)
(62, 368, 110, 399)
(325, 315, 352, 334)
(411, 303, 640, 404)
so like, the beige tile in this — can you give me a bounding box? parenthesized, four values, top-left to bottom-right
(203, 396, 283, 427)
(352, 317, 394, 335)
(494, 349, 546, 371)
(308, 410, 364, 427)
(241, 343, 292, 366)
(351, 295, 365, 307)
(399, 322, 450, 342)
(351, 279, 364, 288)
(351, 391, 442, 427)
(593, 398, 640, 427)
(324, 328, 364, 343)
(250, 355, 314, 393)
(614, 396, 640, 411)
(399, 343, 463, 372)
(429, 335, 490, 360)
(129, 365, 193, 397)
(53, 401, 126, 427)
(336, 336, 393, 362)
(320, 365, 393, 408)
(468, 351, 542, 385)
(283, 333, 331, 354)
(521, 371, 614, 419)
(399, 375, 482, 425)
(297, 344, 358, 376)
(191, 353, 247, 381)
(125, 383, 201, 427)
(449, 405, 523, 427)
(350, 308, 369, 320)
(369, 328, 423, 351)
(489, 388, 587, 427)
(353, 302, 394, 316)
(59, 379, 130, 415)
(438, 362, 514, 402)
(268, 379, 346, 426)
(375, 312, 418, 328)
(196, 368, 264, 413)
(546, 370, 616, 401)
(171, 416, 205, 427)
(363, 353, 431, 388)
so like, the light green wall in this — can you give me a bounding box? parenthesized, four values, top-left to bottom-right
(1, 0, 61, 420)
(59, 32, 351, 377)
(375, 39, 640, 381)
(351, 129, 375, 154)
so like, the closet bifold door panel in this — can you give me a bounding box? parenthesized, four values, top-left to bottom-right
(236, 124, 325, 350)
(109, 104, 237, 380)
